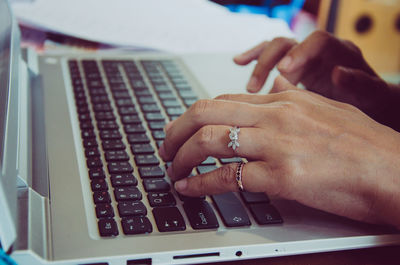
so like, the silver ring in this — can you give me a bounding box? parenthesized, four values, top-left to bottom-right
(228, 126, 240, 150)
(236, 161, 245, 192)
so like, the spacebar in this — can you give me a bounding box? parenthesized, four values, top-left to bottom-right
(211, 192, 251, 227)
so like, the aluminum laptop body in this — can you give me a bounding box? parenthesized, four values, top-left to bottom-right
(1, 1, 400, 264)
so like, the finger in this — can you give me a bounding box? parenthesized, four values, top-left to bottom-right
(247, 38, 297, 93)
(331, 65, 383, 92)
(160, 99, 263, 162)
(270, 74, 301, 94)
(277, 31, 337, 84)
(233, 41, 269, 65)
(168, 126, 270, 180)
(174, 161, 281, 197)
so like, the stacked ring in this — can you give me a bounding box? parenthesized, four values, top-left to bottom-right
(236, 161, 245, 192)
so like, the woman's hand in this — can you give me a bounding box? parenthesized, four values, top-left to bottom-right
(234, 30, 400, 130)
(159, 76, 400, 228)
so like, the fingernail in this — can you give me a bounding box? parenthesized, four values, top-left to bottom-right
(158, 143, 166, 160)
(175, 178, 187, 192)
(278, 56, 292, 72)
(246, 76, 259, 92)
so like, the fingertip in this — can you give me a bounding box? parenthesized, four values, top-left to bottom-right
(332, 65, 352, 86)
(233, 54, 251, 65)
(174, 178, 188, 193)
(277, 56, 292, 72)
(246, 76, 261, 92)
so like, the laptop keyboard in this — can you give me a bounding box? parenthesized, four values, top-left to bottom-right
(67, 59, 283, 237)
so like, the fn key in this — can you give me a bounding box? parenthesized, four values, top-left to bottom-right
(98, 218, 119, 237)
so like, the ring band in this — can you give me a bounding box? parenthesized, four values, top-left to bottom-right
(228, 126, 240, 150)
(236, 161, 245, 192)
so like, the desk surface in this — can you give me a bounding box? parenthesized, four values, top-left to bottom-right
(206, 245, 400, 265)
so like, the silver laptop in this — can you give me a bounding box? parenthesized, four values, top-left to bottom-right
(1, 0, 400, 264)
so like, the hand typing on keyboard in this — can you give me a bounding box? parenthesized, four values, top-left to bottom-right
(160, 31, 400, 230)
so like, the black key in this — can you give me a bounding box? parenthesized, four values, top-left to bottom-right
(130, 79, 148, 90)
(89, 168, 105, 179)
(118, 201, 147, 216)
(87, 157, 103, 168)
(75, 98, 88, 107)
(105, 150, 129, 161)
(144, 113, 165, 121)
(110, 174, 138, 187)
(153, 84, 171, 92)
(148, 121, 166, 130)
(162, 99, 181, 108)
(139, 166, 164, 178)
(134, 89, 152, 96)
(98, 218, 118, 237)
(99, 130, 122, 140)
(79, 113, 91, 122)
(219, 157, 242, 164)
(112, 90, 131, 99)
(95, 111, 115, 121)
(197, 165, 217, 175)
(114, 186, 142, 201)
(176, 192, 205, 202)
(151, 130, 165, 140)
(89, 88, 107, 96)
(158, 91, 175, 100)
(178, 90, 197, 99)
(135, 154, 159, 166)
(248, 203, 283, 225)
(96, 203, 114, 218)
(147, 192, 176, 207)
(85, 148, 100, 158)
(131, 143, 155, 154)
(183, 200, 219, 230)
(121, 216, 152, 235)
(124, 124, 146, 134)
(83, 139, 98, 148)
(91, 179, 108, 191)
(77, 105, 89, 114)
(152, 207, 186, 232)
(91, 95, 110, 104)
(141, 104, 161, 113)
(80, 121, 94, 130)
(201, 157, 216, 165)
(121, 115, 142, 124)
(97, 120, 118, 130)
(93, 103, 112, 112)
(211, 192, 251, 227)
(102, 140, 125, 151)
(116, 99, 134, 108)
(93, 191, 111, 203)
(240, 192, 270, 204)
(143, 178, 170, 192)
(127, 133, 150, 144)
(108, 161, 133, 174)
(118, 106, 137, 115)
(175, 83, 192, 91)
(138, 96, 156, 104)
(166, 107, 184, 116)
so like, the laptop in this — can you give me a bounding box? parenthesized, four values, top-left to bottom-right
(1, 0, 400, 264)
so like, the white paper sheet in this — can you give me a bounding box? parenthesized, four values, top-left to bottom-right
(12, 0, 294, 53)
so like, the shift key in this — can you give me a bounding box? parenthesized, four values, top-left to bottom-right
(211, 192, 250, 227)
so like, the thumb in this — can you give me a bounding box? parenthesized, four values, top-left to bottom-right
(270, 75, 301, 94)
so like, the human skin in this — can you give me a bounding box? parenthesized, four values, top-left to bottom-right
(158, 31, 400, 228)
(234, 30, 400, 131)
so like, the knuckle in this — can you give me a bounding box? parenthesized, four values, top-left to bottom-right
(197, 175, 209, 195)
(190, 99, 214, 121)
(196, 125, 215, 148)
(217, 165, 236, 187)
(215, 94, 235, 101)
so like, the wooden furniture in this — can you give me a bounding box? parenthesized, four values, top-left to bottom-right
(318, 0, 400, 73)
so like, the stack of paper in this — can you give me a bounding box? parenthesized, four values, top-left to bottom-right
(12, 0, 293, 53)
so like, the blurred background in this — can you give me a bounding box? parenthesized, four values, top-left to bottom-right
(12, 0, 400, 75)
